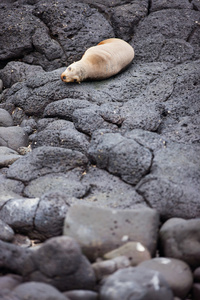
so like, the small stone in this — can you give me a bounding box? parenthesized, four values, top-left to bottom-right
(12, 234, 32, 248)
(0, 146, 21, 167)
(64, 290, 99, 300)
(104, 241, 151, 266)
(92, 256, 130, 281)
(0, 108, 13, 127)
(159, 218, 200, 268)
(139, 257, 193, 299)
(63, 204, 159, 261)
(100, 267, 174, 300)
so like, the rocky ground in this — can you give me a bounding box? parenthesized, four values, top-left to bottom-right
(0, 0, 200, 299)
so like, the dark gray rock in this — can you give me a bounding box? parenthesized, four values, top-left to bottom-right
(25, 236, 96, 291)
(0, 146, 21, 167)
(132, 9, 200, 63)
(100, 267, 174, 300)
(193, 283, 200, 300)
(150, 0, 193, 12)
(31, 119, 89, 154)
(88, 131, 152, 185)
(0, 240, 34, 275)
(43, 98, 92, 120)
(159, 218, 200, 269)
(136, 140, 200, 219)
(63, 204, 159, 260)
(24, 172, 89, 198)
(80, 166, 146, 209)
(0, 218, 14, 242)
(7, 146, 88, 183)
(33, 191, 70, 240)
(0, 173, 24, 203)
(13, 282, 68, 300)
(110, 0, 148, 40)
(0, 79, 3, 93)
(0, 126, 29, 151)
(139, 257, 193, 299)
(64, 290, 98, 300)
(0, 108, 13, 126)
(0, 62, 44, 89)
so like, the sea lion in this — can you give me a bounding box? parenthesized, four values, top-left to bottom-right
(61, 38, 134, 83)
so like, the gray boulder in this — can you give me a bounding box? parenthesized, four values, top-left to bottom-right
(0, 127, 28, 151)
(100, 267, 173, 300)
(63, 204, 159, 260)
(159, 218, 200, 268)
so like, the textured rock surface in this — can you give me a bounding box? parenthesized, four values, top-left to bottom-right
(0, 0, 199, 298)
(64, 204, 159, 260)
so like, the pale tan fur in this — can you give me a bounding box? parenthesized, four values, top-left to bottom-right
(61, 38, 134, 83)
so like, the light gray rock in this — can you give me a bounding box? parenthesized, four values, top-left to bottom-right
(0, 126, 28, 151)
(63, 204, 159, 260)
(100, 267, 174, 300)
(0, 197, 40, 235)
(0, 146, 21, 167)
(159, 218, 200, 268)
(0, 274, 22, 292)
(104, 242, 151, 266)
(0, 219, 14, 242)
(139, 257, 193, 299)
(0, 108, 13, 126)
(92, 256, 130, 281)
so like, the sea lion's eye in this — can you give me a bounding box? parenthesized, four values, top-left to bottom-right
(63, 76, 66, 80)
(68, 67, 71, 71)
(74, 78, 77, 82)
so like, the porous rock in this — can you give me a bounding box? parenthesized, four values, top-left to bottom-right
(80, 166, 146, 209)
(139, 257, 193, 298)
(159, 218, 200, 268)
(7, 146, 88, 182)
(88, 131, 152, 185)
(31, 119, 89, 154)
(136, 141, 200, 219)
(63, 204, 159, 260)
(100, 267, 174, 300)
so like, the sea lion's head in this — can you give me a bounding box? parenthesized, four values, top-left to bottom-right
(61, 62, 85, 83)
